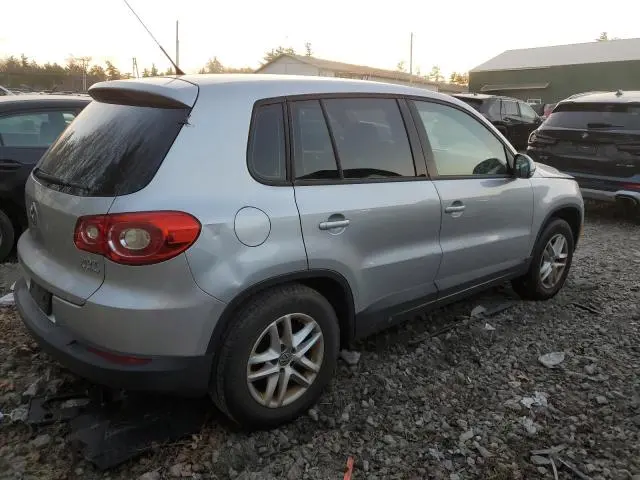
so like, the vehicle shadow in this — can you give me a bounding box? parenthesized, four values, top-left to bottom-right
(584, 200, 639, 225)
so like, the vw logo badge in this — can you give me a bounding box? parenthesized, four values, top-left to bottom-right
(29, 202, 38, 227)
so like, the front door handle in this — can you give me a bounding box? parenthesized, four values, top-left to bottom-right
(444, 204, 466, 214)
(319, 219, 350, 230)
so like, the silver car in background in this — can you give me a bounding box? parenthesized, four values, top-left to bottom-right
(15, 74, 584, 429)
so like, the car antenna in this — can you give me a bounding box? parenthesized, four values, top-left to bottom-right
(123, 0, 185, 75)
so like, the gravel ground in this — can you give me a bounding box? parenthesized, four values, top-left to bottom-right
(1, 203, 639, 480)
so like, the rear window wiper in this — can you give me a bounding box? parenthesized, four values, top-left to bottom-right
(586, 122, 624, 129)
(33, 168, 92, 192)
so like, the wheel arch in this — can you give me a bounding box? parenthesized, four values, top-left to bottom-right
(534, 204, 583, 253)
(206, 269, 356, 355)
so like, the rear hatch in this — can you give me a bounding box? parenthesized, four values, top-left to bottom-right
(532, 101, 640, 185)
(21, 78, 197, 305)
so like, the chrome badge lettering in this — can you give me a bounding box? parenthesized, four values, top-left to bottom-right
(80, 258, 101, 274)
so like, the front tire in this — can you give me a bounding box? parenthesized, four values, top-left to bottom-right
(211, 284, 340, 430)
(512, 218, 574, 301)
(0, 209, 15, 263)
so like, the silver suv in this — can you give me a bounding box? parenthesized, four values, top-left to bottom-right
(15, 75, 584, 429)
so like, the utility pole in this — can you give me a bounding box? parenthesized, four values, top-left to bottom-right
(175, 20, 180, 74)
(74, 56, 91, 92)
(409, 32, 414, 83)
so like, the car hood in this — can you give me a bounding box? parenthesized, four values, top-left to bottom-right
(533, 162, 574, 179)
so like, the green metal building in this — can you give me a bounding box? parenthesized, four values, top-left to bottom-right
(469, 38, 640, 104)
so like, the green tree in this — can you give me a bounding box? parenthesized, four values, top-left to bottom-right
(150, 63, 159, 76)
(596, 31, 620, 41)
(105, 61, 121, 81)
(203, 57, 224, 73)
(262, 46, 296, 64)
(428, 65, 444, 82)
(88, 65, 107, 82)
(142, 68, 151, 77)
(449, 71, 469, 85)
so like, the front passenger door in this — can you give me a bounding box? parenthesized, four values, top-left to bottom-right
(411, 100, 534, 295)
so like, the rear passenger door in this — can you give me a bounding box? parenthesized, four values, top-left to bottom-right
(500, 99, 525, 148)
(290, 96, 442, 329)
(410, 99, 534, 295)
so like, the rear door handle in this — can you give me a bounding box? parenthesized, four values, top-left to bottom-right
(319, 219, 350, 230)
(444, 204, 466, 214)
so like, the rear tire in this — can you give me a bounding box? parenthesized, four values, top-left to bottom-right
(0, 209, 15, 263)
(512, 218, 574, 301)
(211, 283, 340, 430)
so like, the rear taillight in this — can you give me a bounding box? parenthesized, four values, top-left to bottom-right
(528, 130, 557, 146)
(620, 183, 640, 191)
(74, 211, 201, 265)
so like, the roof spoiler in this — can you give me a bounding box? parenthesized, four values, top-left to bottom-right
(88, 77, 198, 109)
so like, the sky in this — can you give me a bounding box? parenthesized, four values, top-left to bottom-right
(1, 0, 639, 77)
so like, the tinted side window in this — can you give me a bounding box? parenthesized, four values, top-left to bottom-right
(0, 111, 76, 147)
(502, 100, 519, 118)
(323, 98, 416, 179)
(519, 102, 538, 122)
(290, 100, 339, 180)
(487, 100, 501, 118)
(248, 103, 286, 182)
(413, 100, 508, 177)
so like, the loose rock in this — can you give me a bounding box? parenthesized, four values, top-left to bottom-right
(30, 434, 50, 448)
(538, 352, 566, 368)
(340, 350, 361, 366)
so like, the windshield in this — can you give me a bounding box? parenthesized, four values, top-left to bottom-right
(544, 102, 640, 131)
(36, 100, 189, 197)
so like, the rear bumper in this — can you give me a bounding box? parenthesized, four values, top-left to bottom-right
(15, 278, 212, 395)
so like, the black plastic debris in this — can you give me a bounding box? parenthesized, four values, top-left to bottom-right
(26, 388, 212, 470)
(67, 395, 211, 470)
(27, 392, 93, 426)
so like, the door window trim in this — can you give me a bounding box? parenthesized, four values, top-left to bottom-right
(246, 93, 430, 186)
(406, 97, 516, 180)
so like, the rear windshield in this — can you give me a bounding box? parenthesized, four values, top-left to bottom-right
(455, 97, 484, 112)
(544, 102, 640, 131)
(36, 101, 189, 196)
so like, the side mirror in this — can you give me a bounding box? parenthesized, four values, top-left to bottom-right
(513, 153, 536, 178)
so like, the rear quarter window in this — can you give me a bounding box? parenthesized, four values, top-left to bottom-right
(36, 101, 189, 196)
(247, 103, 286, 182)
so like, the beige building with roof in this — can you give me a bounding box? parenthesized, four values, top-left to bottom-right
(256, 54, 467, 94)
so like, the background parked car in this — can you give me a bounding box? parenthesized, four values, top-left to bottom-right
(527, 90, 640, 217)
(0, 94, 90, 260)
(452, 93, 542, 149)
